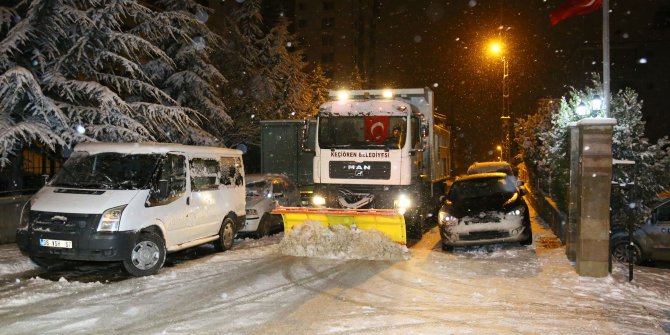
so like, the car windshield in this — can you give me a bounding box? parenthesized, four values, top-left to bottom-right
(318, 115, 407, 149)
(246, 180, 269, 198)
(448, 177, 517, 201)
(50, 152, 161, 190)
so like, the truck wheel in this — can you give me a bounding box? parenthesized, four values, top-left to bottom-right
(122, 232, 166, 277)
(216, 218, 235, 251)
(405, 211, 424, 239)
(256, 214, 271, 238)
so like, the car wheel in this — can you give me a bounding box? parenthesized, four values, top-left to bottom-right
(29, 256, 65, 269)
(216, 218, 235, 251)
(442, 242, 454, 252)
(122, 232, 166, 277)
(256, 214, 271, 238)
(520, 225, 533, 246)
(611, 239, 643, 265)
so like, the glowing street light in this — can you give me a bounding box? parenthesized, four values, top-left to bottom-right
(496, 145, 502, 162)
(487, 40, 511, 162)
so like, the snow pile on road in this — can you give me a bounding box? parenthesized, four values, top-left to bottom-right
(279, 222, 410, 261)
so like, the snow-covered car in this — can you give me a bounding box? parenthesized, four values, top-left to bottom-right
(437, 172, 532, 251)
(240, 174, 300, 237)
(611, 197, 670, 265)
(466, 161, 515, 176)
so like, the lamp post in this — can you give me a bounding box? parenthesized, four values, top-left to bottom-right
(488, 41, 511, 162)
(575, 95, 603, 117)
(496, 145, 502, 162)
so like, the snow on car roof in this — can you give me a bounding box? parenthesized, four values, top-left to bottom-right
(74, 142, 241, 156)
(467, 161, 514, 174)
(245, 173, 289, 184)
(456, 172, 509, 182)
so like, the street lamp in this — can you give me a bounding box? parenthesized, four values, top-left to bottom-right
(575, 96, 603, 117)
(488, 40, 511, 162)
(496, 145, 502, 162)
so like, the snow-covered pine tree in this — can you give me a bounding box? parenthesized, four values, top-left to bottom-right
(515, 74, 669, 230)
(307, 64, 331, 114)
(263, 15, 311, 119)
(0, 0, 220, 166)
(146, 0, 231, 146)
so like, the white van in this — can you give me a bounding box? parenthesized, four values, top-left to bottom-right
(16, 142, 245, 276)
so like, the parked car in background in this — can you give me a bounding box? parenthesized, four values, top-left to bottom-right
(437, 172, 532, 251)
(611, 197, 670, 265)
(240, 174, 300, 237)
(467, 161, 515, 176)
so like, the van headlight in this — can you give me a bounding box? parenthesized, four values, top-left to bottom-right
(98, 205, 126, 232)
(312, 195, 326, 206)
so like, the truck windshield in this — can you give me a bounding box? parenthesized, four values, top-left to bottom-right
(318, 115, 407, 149)
(50, 152, 161, 190)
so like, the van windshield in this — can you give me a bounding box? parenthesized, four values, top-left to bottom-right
(50, 152, 161, 190)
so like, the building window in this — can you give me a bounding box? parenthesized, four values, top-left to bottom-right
(321, 35, 334, 46)
(323, 1, 334, 10)
(321, 53, 334, 63)
(322, 17, 334, 29)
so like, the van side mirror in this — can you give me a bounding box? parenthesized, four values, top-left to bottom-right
(301, 119, 314, 153)
(158, 179, 169, 198)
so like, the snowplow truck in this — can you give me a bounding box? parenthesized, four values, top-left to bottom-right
(275, 88, 451, 244)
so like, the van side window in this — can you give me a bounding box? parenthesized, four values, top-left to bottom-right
(190, 158, 220, 191)
(147, 154, 186, 207)
(220, 157, 244, 187)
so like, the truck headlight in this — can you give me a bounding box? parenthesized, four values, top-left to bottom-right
(312, 195, 326, 206)
(18, 200, 31, 229)
(98, 205, 126, 232)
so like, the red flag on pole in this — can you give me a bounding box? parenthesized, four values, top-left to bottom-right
(549, 0, 602, 26)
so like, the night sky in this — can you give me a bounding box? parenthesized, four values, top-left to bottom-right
(258, 0, 669, 171)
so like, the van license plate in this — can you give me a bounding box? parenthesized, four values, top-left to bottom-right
(40, 239, 72, 249)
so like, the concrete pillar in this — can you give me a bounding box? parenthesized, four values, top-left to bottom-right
(575, 118, 616, 277)
(566, 125, 580, 261)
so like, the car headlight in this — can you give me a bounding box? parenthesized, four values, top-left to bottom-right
(18, 200, 31, 229)
(438, 211, 458, 225)
(506, 206, 526, 216)
(246, 208, 258, 216)
(97, 205, 126, 232)
(312, 195, 326, 206)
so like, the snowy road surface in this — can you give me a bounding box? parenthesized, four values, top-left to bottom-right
(1, 207, 669, 334)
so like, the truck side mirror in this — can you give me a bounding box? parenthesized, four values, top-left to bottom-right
(301, 119, 314, 153)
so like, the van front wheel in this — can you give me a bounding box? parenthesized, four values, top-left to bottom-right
(123, 232, 166, 277)
(216, 218, 235, 251)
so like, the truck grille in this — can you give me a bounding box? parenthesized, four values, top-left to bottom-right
(329, 161, 391, 179)
(30, 211, 101, 233)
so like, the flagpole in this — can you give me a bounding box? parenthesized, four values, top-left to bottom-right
(602, 0, 610, 118)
